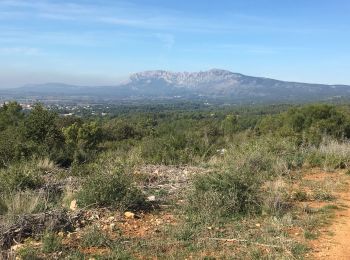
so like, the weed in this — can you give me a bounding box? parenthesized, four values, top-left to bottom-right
(104, 243, 135, 260)
(313, 190, 336, 201)
(81, 226, 111, 248)
(304, 230, 318, 240)
(17, 246, 42, 260)
(64, 250, 85, 260)
(0, 161, 44, 193)
(1, 190, 44, 217)
(320, 204, 339, 212)
(293, 190, 308, 201)
(291, 243, 309, 258)
(174, 223, 198, 241)
(42, 232, 62, 253)
(263, 178, 291, 216)
(0, 197, 7, 214)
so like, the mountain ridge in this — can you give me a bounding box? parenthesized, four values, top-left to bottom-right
(2, 69, 350, 102)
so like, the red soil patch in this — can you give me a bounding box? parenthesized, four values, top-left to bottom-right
(306, 171, 350, 259)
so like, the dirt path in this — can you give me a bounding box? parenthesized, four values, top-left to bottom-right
(310, 172, 350, 259)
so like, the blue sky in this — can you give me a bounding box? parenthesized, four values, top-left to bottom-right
(1, 0, 350, 87)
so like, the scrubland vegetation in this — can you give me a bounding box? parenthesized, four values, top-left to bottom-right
(1, 102, 350, 259)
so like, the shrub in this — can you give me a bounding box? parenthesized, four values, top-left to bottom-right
(257, 104, 350, 144)
(81, 226, 111, 248)
(209, 136, 295, 177)
(306, 138, 350, 170)
(64, 250, 85, 260)
(0, 197, 7, 215)
(42, 232, 62, 253)
(23, 104, 64, 155)
(313, 190, 335, 202)
(187, 169, 262, 223)
(293, 191, 308, 202)
(107, 246, 135, 260)
(304, 231, 318, 240)
(76, 169, 147, 210)
(0, 128, 23, 168)
(17, 246, 42, 260)
(0, 161, 44, 193)
(138, 133, 210, 165)
(263, 178, 292, 216)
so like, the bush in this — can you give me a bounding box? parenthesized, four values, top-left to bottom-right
(24, 104, 64, 154)
(257, 104, 350, 145)
(17, 246, 42, 260)
(313, 190, 335, 202)
(0, 161, 44, 193)
(138, 132, 211, 165)
(0, 198, 7, 215)
(263, 178, 292, 216)
(107, 246, 135, 260)
(81, 226, 111, 248)
(42, 232, 62, 253)
(64, 250, 85, 260)
(0, 128, 23, 168)
(210, 136, 293, 176)
(76, 169, 147, 210)
(306, 138, 350, 170)
(293, 191, 308, 202)
(187, 169, 262, 223)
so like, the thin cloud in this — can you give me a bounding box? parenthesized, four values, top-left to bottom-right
(0, 47, 41, 55)
(0, 0, 332, 35)
(180, 44, 309, 55)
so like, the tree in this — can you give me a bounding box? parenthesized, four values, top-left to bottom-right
(63, 121, 102, 153)
(0, 102, 23, 131)
(24, 104, 64, 152)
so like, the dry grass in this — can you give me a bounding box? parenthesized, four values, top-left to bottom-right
(263, 178, 292, 216)
(307, 138, 350, 171)
(1, 190, 43, 216)
(319, 139, 350, 157)
(37, 158, 56, 172)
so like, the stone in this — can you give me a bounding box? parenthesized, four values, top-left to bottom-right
(147, 195, 156, 202)
(69, 200, 78, 211)
(110, 223, 116, 230)
(124, 211, 135, 219)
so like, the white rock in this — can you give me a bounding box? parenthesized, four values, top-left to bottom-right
(147, 195, 156, 202)
(69, 200, 77, 211)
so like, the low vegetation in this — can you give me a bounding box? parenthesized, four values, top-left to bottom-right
(1, 101, 350, 258)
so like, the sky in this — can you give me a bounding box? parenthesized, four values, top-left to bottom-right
(1, 0, 350, 87)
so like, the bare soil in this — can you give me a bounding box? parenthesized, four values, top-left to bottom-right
(307, 170, 350, 259)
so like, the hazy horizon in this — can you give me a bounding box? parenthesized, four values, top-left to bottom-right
(1, 0, 350, 88)
(3, 68, 350, 89)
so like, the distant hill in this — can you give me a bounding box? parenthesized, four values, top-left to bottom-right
(2, 69, 350, 103)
